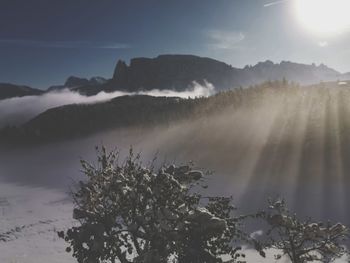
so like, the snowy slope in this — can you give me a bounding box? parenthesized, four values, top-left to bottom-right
(0, 182, 75, 263)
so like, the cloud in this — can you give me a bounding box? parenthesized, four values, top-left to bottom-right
(263, 0, 288, 7)
(206, 30, 245, 50)
(139, 80, 215, 98)
(0, 39, 130, 49)
(0, 81, 215, 127)
(318, 41, 329, 47)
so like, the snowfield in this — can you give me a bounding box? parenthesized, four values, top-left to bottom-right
(0, 181, 75, 263)
(0, 182, 348, 263)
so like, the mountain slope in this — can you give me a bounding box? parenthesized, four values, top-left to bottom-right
(0, 95, 202, 143)
(0, 80, 298, 144)
(47, 76, 107, 94)
(0, 83, 44, 100)
(45, 55, 346, 96)
(1, 55, 347, 99)
(243, 60, 341, 86)
(108, 55, 343, 92)
(110, 54, 236, 91)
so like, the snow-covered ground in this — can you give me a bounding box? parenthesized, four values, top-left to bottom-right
(0, 180, 283, 263)
(0, 181, 75, 263)
(0, 181, 348, 263)
(0, 135, 348, 263)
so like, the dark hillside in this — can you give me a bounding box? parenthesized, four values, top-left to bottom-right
(0, 83, 43, 100)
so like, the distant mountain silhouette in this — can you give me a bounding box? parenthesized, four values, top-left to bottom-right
(110, 55, 236, 91)
(0, 83, 43, 100)
(57, 55, 345, 96)
(1, 54, 349, 100)
(108, 55, 344, 92)
(47, 76, 107, 93)
(43, 55, 348, 96)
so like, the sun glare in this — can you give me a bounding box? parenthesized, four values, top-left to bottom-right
(295, 0, 350, 36)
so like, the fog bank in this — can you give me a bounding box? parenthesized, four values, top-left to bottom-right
(0, 81, 214, 127)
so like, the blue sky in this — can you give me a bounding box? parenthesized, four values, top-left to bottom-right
(1, 0, 350, 89)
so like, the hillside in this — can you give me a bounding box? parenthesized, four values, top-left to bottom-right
(0, 95, 202, 143)
(0, 83, 44, 100)
(0, 80, 305, 144)
(4, 80, 350, 146)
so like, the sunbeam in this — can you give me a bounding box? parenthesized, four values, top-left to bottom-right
(129, 84, 350, 222)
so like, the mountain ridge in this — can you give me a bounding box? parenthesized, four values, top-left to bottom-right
(52, 55, 350, 94)
(47, 76, 107, 93)
(0, 83, 44, 100)
(1, 54, 350, 100)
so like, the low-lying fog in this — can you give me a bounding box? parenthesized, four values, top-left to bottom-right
(1, 86, 350, 262)
(0, 81, 214, 127)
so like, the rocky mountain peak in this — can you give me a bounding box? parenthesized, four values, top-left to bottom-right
(64, 76, 90, 88)
(113, 60, 128, 80)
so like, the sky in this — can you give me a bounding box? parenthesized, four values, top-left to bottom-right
(1, 0, 350, 89)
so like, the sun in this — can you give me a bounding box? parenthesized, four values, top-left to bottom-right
(295, 0, 350, 36)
